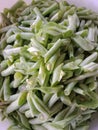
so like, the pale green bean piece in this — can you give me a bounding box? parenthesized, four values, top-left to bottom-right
(6, 99, 20, 114)
(0, 25, 13, 33)
(25, 110, 32, 118)
(64, 82, 77, 95)
(50, 102, 63, 116)
(0, 60, 8, 72)
(1, 64, 15, 76)
(48, 94, 59, 108)
(54, 108, 69, 122)
(9, 93, 20, 102)
(33, 7, 47, 23)
(51, 63, 64, 85)
(66, 71, 98, 84)
(19, 103, 29, 113)
(30, 92, 50, 119)
(27, 93, 39, 117)
(44, 39, 62, 62)
(72, 35, 95, 51)
(80, 52, 98, 66)
(3, 76, 11, 101)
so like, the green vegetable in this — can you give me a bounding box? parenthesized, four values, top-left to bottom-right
(0, 0, 98, 130)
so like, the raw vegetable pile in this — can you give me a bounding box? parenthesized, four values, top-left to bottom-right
(1, 0, 98, 130)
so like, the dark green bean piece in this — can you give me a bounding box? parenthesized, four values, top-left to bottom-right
(32, 125, 47, 130)
(77, 9, 92, 16)
(43, 3, 58, 16)
(50, 102, 63, 116)
(0, 36, 7, 49)
(20, 6, 31, 16)
(10, 0, 26, 13)
(17, 111, 31, 129)
(8, 125, 26, 130)
(0, 13, 11, 25)
(18, 91, 27, 106)
(79, 14, 98, 20)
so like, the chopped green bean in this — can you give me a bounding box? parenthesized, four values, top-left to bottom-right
(0, 0, 98, 129)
